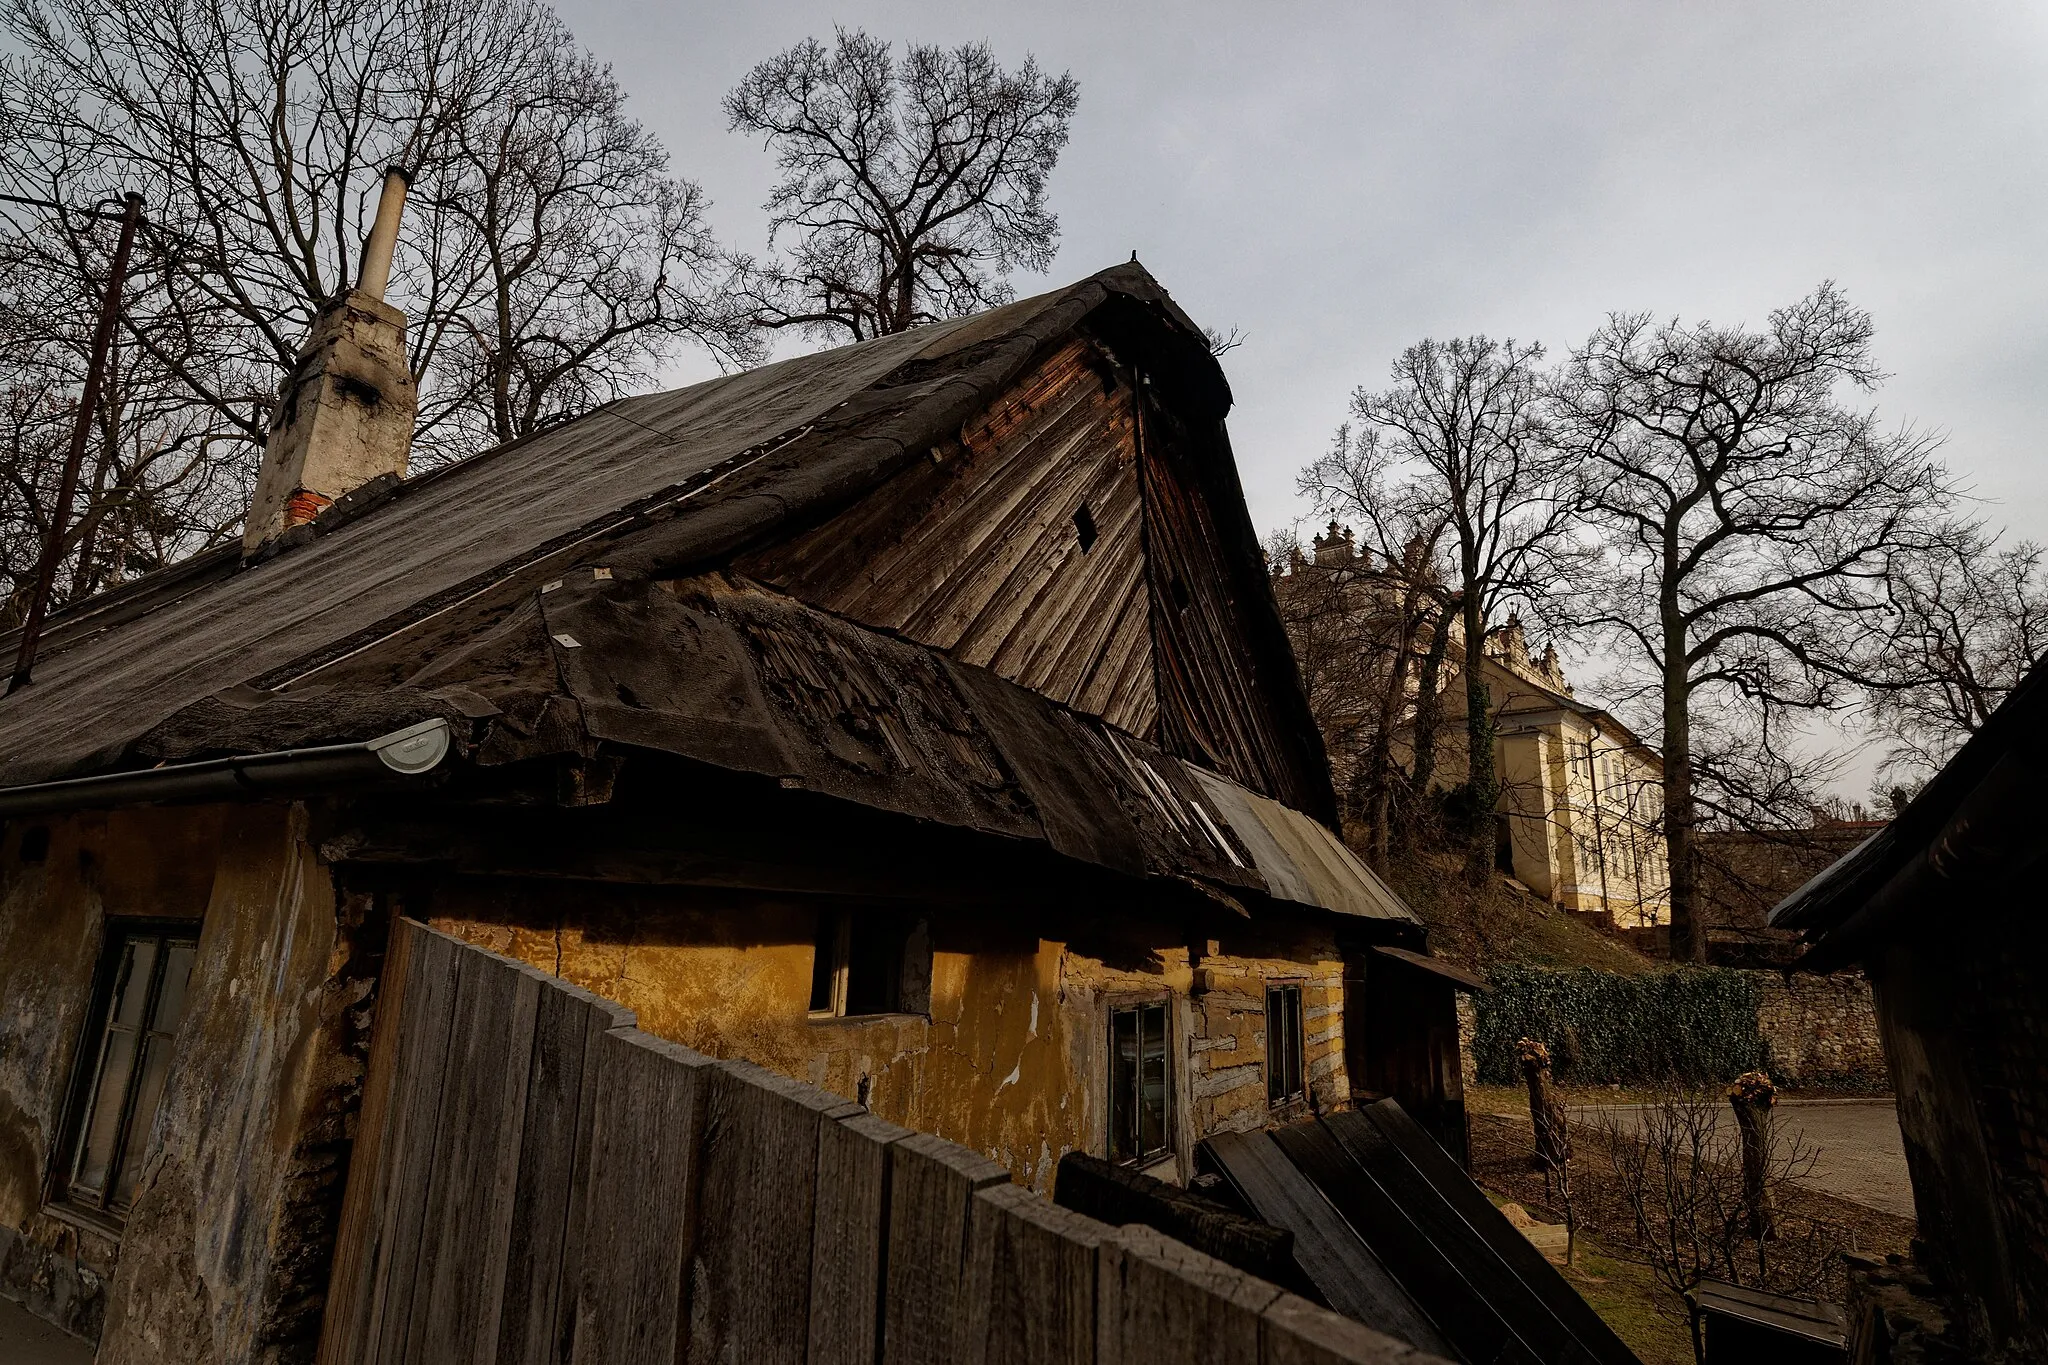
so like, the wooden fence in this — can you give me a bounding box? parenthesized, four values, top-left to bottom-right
(317, 921, 1437, 1364)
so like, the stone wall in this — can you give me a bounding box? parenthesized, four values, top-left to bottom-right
(1755, 970, 1887, 1087)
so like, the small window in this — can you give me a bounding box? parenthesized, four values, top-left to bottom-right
(1072, 503, 1098, 553)
(1110, 1001, 1172, 1165)
(1266, 983, 1305, 1106)
(809, 909, 930, 1018)
(58, 924, 198, 1223)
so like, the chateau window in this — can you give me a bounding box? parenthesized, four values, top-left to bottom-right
(1109, 1001, 1172, 1165)
(1266, 982, 1306, 1105)
(809, 909, 931, 1018)
(58, 924, 198, 1224)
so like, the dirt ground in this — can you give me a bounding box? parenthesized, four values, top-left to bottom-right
(1469, 1109, 1915, 1365)
(0, 1295, 92, 1365)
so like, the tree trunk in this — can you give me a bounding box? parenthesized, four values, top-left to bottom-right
(1366, 581, 1424, 870)
(1407, 604, 1452, 847)
(1728, 1073, 1777, 1241)
(1461, 590, 1498, 882)
(1662, 607, 1701, 962)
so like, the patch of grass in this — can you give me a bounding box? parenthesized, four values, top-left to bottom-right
(1379, 850, 1658, 976)
(1481, 1189, 1694, 1364)
(1557, 1239, 1696, 1365)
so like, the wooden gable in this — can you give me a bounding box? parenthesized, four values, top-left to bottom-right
(740, 329, 1331, 817)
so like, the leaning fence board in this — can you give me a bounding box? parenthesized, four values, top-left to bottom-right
(959, 1182, 1104, 1365)
(496, 967, 633, 1365)
(881, 1132, 1011, 1365)
(567, 1027, 712, 1365)
(315, 913, 416, 1365)
(809, 1110, 913, 1365)
(365, 925, 466, 1365)
(1099, 1226, 1278, 1365)
(409, 943, 542, 1364)
(1260, 1292, 1425, 1365)
(686, 1060, 863, 1365)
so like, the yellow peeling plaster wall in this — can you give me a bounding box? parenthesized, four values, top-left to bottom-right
(429, 881, 1353, 1192)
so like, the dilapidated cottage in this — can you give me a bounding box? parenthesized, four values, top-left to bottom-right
(1774, 656, 2048, 1362)
(0, 259, 1469, 1361)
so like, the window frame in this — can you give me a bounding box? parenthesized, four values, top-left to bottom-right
(1107, 996, 1175, 1168)
(49, 918, 200, 1231)
(1265, 979, 1307, 1108)
(807, 907, 930, 1021)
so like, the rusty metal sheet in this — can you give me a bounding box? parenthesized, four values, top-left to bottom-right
(1183, 764, 1417, 922)
(1371, 946, 1488, 993)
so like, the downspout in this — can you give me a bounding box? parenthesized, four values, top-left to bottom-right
(0, 718, 451, 818)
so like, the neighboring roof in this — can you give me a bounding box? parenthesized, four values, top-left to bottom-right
(1203, 1101, 1638, 1365)
(1771, 652, 2048, 963)
(0, 263, 1242, 790)
(1371, 946, 1488, 992)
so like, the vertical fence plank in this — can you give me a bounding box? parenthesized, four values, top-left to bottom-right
(567, 1028, 712, 1365)
(365, 925, 466, 1365)
(808, 1111, 912, 1365)
(881, 1133, 1011, 1365)
(958, 1182, 1103, 1365)
(315, 914, 416, 1365)
(685, 1060, 863, 1365)
(495, 970, 631, 1365)
(1098, 1226, 1275, 1365)
(410, 944, 543, 1363)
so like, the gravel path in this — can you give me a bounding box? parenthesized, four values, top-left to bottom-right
(1569, 1098, 1914, 1220)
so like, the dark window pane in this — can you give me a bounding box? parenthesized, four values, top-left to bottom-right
(112, 939, 156, 1028)
(74, 1026, 139, 1197)
(1267, 985, 1304, 1103)
(1138, 1003, 1168, 1157)
(809, 914, 838, 1013)
(845, 915, 905, 1016)
(1111, 1008, 1138, 1162)
(151, 943, 197, 1032)
(112, 1036, 171, 1210)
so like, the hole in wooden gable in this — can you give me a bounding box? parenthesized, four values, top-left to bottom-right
(1073, 503, 1099, 553)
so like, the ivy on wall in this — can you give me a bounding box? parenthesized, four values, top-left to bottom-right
(1473, 965, 1768, 1085)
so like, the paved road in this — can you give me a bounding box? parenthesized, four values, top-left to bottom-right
(1569, 1098, 1914, 1221)
(0, 1295, 92, 1364)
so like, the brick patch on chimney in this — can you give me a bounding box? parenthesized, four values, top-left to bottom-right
(285, 490, 333, 527)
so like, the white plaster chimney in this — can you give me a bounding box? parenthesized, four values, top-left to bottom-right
(244, 166, 417, 555)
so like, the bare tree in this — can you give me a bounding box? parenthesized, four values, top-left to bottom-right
(1552, 285, 1953, 961)
(1301, 339, 1583, 879)
(725, 29, 1079, 342)
(1, 0, 752, 467)
(1863, 524, 2048, 782)
(413, 0, 759, 446)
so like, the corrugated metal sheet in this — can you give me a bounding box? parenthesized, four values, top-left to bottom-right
(1183, 763, 1418, 923)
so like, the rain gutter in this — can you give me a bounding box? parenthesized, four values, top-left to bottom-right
(0, 718, 452, 819)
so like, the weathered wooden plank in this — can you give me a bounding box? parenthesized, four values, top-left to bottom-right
(1259, 1292, 1428, 1365)
(364, 924, 466, 1365)
(880, 1132, 1012, 1365)
(808, 1110, 913, 1365)
(410, 943, 543, 1364)
(1201, 1129, 1445, 1353)
(1097, 1225, 1277, 1365)
(684, 1060, 861, 1365)
(315, 913, 416, 1365)
(958, 1182, 1104, 1365)
(494, 966, 630, 1365)
(567, 1028, 713, 1365)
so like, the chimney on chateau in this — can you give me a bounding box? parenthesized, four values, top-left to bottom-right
(244, 166, 418, 555)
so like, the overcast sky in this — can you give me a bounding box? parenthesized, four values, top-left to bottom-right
(564, 0, 2048, 789)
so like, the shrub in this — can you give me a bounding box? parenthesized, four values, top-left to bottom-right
(1474, 965, 1767, 1085)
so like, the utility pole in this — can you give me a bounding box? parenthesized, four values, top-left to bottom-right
(9, 191, 144, 693)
